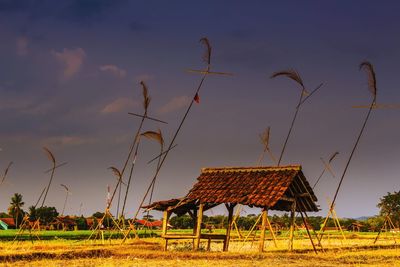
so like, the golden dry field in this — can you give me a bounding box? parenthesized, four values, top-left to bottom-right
(0, 235, 400, 267)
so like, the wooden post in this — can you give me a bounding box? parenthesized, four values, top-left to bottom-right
(191, 207, 198, 250)
(259, 209, 268, 252)
(289, 200, 296, 251)
(194, 203, 204, 251)
(192, 207, 198, 235)
(162, 210, 171, 251)
(161, 210, 169, 236)
(224, 203, 235, 252)
(266, 214, 278, 248)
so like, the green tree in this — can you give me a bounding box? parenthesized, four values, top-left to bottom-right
(35, 206, 59, 225)
(169, 215, 193, 229)
(92, 212, 105, 218)
(28, 206, 37, 221)
(76, 216, 88, 230)
(377, 191, 400, 227)
(8, 193, 25, 228)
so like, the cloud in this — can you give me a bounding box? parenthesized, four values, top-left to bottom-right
(99, 64, 126, 78)
(16, 36, 29, 56)
(101, 97, 138, 114)
(51, 47, 86, 79)
(158, 96, 191, 114)
(42, 135, 96, 147)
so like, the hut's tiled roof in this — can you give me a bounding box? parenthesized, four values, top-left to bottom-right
(186, 165, 319, 212)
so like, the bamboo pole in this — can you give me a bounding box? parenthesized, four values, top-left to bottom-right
(224, 204, 235, 252)
(259, 209, 268, 252)
(289, 200, 296, 251)
(194, 203, 204, 250)
(270, 69, 323, 166)
(122, 37, 230, 243)
(320, 62, 377, 243)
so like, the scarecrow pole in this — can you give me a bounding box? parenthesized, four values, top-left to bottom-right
(41, 147, 57, 207)
(120, 81, 154, 218)
(320, 61, 377, 242)
(271, 70, 323, 166)
(141, 130, 164, 214)
(122, 37, 231, 242)
(134, 130, 164, 234)
(60, 184, 71, 216)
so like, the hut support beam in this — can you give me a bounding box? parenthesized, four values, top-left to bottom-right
(289, 200, 296, 251)
(162, 210, 171, 251)
(224, 203, 235, 252)
(259, 209, 268, 252)
(194, 203, 204, 251)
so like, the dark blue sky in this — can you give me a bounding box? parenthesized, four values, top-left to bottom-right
(0, 1, 399, 218)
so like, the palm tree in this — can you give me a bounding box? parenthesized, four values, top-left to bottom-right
(8, 193, 24, 228)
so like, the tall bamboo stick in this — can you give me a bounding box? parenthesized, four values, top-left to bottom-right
(271, 70, 323, 166)
(122, 37, 220, 242)
(120, 81, 152, 217)
(0, 161, 13, 186)
(330, 61, 377, 210)
(41, 147, 56, 207)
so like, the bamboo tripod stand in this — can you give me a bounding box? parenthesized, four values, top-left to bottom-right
(12, 186, 47, 244)
(12, 215, 41, 244)
(317, 199, 346, 245)
(86, 207, 131, 243)
(373, 212, 398, 244)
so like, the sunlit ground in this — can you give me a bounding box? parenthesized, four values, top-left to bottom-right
(0, 230, 400, 266)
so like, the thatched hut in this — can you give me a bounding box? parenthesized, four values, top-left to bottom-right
(144, 165, 319, 252)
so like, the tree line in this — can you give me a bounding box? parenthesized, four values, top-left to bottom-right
(2, 190, 400, 231)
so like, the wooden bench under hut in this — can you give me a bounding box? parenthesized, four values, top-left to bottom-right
(144, 165, 319, 252)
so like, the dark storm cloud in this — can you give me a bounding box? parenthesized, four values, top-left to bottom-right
(0, 0, 127, 23)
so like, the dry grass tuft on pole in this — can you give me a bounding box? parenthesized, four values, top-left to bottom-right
(122, 37, 231, 242)
(271, 70, 323, 166)
(41, 147, 57, 207)
(319, 61, 377, 242)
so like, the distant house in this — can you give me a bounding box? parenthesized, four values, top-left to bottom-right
(135, 219, 168, 229)
(349, 222, 364, 232)
(50, 216, 77, 231)
(0, 218, 15, 230)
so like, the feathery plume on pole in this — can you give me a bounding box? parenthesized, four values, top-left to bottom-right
(120, 81, 155, 218)
(330, 61, 377, 209)
(123, 37, 229, 242)
(141, 130, 164, 209)
(271, 70, 323, 166)
(41, 147, 57, 207)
